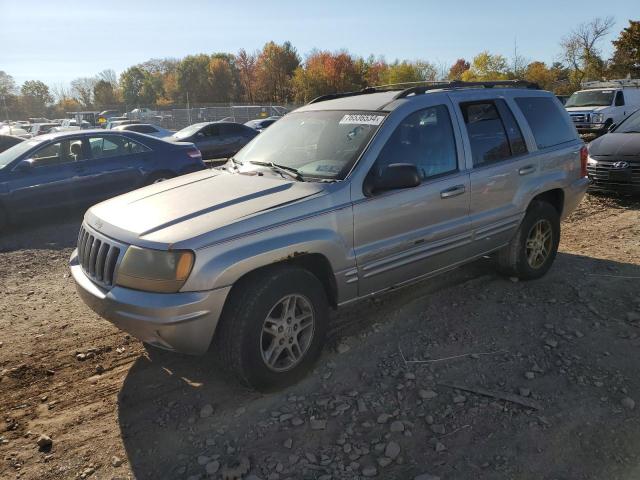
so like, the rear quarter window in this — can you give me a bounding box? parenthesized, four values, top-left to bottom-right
(514, 97, 576, 149)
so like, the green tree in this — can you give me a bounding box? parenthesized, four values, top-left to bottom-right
(93, 80, 118, 108)
(21, 80, 53, 116)
(208, 54, 236, 102)
(176, 54, 212, 103)
(609, 20, 640, 78)
(120, 66, 159, 106)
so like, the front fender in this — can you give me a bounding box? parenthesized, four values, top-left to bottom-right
(181, 227, 352, 293)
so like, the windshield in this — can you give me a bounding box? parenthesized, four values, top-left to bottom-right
(0, 139, 41, 169)
(614, 109, 640, 133)
(173, 123, 205, 139)
(565, 90, 615, 108)
(234, 111, 386, 180)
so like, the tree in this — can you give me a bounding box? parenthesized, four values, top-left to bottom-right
(120, 66, 148, 106)
(21, 80, 53, 116)
(461, 52, 509, 81)
(561, 16, 615, 86)
(255, 41, 300, 102)
(236, 49, 258, 102)
(359, 56, 389, 87)
(70, 77, 97, 107)
(609, 20, 640, 78)
(208, 55, 236, 102)
(93, 79, 118, 108)
(448, 59, 470, 80)
(292, 50, 362, 102)
(0, 71, 17, 96)
(176, 54, 212, 103)
(97, 69, 118, 87)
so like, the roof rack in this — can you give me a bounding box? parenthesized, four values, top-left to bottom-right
(306, 80, 540, 105)
(392, 80, 540, 99)
(308, 87, 378, 104)
(581, 79, 640, 89)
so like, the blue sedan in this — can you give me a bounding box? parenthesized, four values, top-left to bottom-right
(0, 129, 206, 229)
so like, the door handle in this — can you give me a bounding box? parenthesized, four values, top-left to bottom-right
(518, 165, 536, 175)
(440, 184, 466, 199)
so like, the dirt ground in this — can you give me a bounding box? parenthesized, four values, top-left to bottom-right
(1, 193, 640, 480)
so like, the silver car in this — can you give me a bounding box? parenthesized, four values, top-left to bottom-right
(71, 81, 589, 390)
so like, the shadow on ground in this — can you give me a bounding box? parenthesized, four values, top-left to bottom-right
(117, 252, 640, 479)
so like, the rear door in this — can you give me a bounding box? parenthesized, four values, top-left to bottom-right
(450, 94, 533, 255)
(352, 101, 471, 295)
(73, 134, 150, 203)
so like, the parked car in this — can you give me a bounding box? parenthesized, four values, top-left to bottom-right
(0, 125, 30, 138)
(113, 123, 174, 138)
(0, 130, 205, 229)
(51, 119, 91, 132)
(0, 134, 24, 153)
(168, 122, 258, 161)
(28, 123, 60, 137)
(586, 107, 640, 193)
(105, 119, 139, 130)
(565, 79, 640, 136)
(244, 117, 279, 132)
(70, 81, 588, 390)
(129, 108, 158, 121)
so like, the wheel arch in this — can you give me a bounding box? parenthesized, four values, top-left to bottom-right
(529, 188, 565, 217)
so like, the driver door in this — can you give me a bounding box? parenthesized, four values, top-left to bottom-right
(352, 103, 471, 295)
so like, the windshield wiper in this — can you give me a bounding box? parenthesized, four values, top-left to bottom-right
(249, 161, 305, 181)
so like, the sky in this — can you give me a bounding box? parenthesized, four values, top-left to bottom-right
(1, 0, 637, 88)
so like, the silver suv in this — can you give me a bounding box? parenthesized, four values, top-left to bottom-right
(70, 81, 589, 390)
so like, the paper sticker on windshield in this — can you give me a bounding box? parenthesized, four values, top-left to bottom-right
(339, 114, 385, 126)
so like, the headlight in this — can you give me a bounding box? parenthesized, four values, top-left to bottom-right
(116, 246, 194, 293)
(591, 113, 605, 123)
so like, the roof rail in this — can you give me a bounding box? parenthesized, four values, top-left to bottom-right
(308, 87, 378, 104)
(392, 80, 540, 100)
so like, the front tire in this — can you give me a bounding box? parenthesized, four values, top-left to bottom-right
(215, 265, 329, 391)
(497, 200, 560, 280)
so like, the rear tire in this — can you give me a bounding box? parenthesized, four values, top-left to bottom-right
(0, 205, 7, 232)
(497, 200, 560, 280)
(215, 265, 328, 391)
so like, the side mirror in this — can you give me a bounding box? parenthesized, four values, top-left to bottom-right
(15, 159, 34, 172)
(372, 163, 421, 193)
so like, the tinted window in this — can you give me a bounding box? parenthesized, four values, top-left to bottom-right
(515, 97, 576, 149)
(32, 139, 85, 166)
(220, 124, 245, 135)
(202, 124, 220, 137)
(460, 101, 511, 166)
(375, 105, 457, 180)
(615, 91, 625, 106)
(495, 101, 527, 156)
(88, 135, 149, 159)
(128, 125, 156, 134)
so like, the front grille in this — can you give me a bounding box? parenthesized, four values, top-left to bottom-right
(77, 225, 121, 286)
(587, 158, 640, 188)
(570, 113, 588, 123)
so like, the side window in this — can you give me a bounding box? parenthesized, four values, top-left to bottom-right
(615, 91, 625, 106)
(88, 135, 149, 159)
(515, 97, 577, 149)
(31, 140, 84, 166)
(203, 125, 220, 137)
(495, 100, 527, 156)
(375, 104, 458, 180)
(132, 125, 156, 134)
(460, 101, 511, 166)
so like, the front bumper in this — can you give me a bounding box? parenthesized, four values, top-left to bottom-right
(70, 249, 231, 355)
(574, 123, 607, 135)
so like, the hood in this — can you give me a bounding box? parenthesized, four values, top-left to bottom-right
(85, 169, 326, 248)
(565, 106, 609, 113)
(589, 133, 640, 158)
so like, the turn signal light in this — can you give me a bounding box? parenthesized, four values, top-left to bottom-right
(580, 146, 588, 178)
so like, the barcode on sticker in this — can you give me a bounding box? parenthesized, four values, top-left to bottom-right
(339, 114, 385, 126)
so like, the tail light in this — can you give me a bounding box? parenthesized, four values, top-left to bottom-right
(580, 145, 588, 178)
(187, 148, 202, 159)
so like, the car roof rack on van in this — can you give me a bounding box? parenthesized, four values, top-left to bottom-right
(307, 80, 540, 105)
(581, 79, 640, 89)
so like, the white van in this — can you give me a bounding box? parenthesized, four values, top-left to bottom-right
(565, 79, 640, 135)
